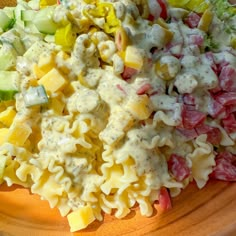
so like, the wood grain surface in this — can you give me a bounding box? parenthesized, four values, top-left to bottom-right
(0, 181, 236, 236)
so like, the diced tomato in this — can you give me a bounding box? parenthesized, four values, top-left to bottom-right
(157, 0, 168, 20)
(148, 14, 155, 21)
(210, 152, 236, 181)
(182, 105, 206, 129)
(205, 52, 217, 74)
(188, 34, 204, 47)
(176, 127, 199, 140)
(219, 65, 236, 92)
(214, 92, 236, 106)
(121, 66, 138, 80)
(182, 93, 196, 105)
(195, 124, 222, 145)
(184, 12, 201, 28)
(136, 83, 152, 95)
(158, 187, 172, 211)
(168, 154, 191, 181)
(221, 113, 236, 133)
(207, 96, 226, 118)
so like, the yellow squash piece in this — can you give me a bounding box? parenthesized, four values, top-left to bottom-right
(6, 122, 32, 147)
(67, 205, 96, 232)
(38, 68, 67, 94)
(198, 8, 213, 32)
(124, 46, 144, 71)
(55, 23, 76, 49)
(0, 107, 16, 127)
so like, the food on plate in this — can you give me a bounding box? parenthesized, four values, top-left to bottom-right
(0, 0, 236, 232)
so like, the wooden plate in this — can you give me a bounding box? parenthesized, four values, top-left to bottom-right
(1, 180, 236, 236)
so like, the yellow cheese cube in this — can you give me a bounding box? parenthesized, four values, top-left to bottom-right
(38, 52, 56, 74)
(125, 95, 152, 120)
(124, 46, 143, 70)
(0, 107, 16, 127)
(38, 68, 67, 94)
(0, 128, 8, 145)
(33, 64, 46, 79)
(67, 205, 96, 232)
(6, 122, 32, 146)
(49, 96, 65, 115)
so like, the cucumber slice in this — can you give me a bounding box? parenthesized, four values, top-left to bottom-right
(21, 9, 36, 22)
(33, 6, 58, 34)
(0, 10, 14, 31)
(23, 41, 51, 62)
(0, 29, 25, 55)
(23, 85, 49, 107)
(0, 71, 20, 101)
(0, 44, 17, 70)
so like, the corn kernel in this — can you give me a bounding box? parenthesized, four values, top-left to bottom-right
(67, 205, 96, 232)
(0, 107, 16, 127)
(124, 46, 144, 71)
(38, 68, 67, 94)
(198, 8, 213, 32)
(7, 122, 32, 146)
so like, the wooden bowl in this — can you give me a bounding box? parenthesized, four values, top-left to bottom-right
(1, 1, 236, 235)
(1, 181, 236, 236)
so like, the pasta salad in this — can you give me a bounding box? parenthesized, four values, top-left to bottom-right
(0, 0, 236, 232)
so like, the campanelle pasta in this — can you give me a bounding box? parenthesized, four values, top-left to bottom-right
(0, 0, 236, 232)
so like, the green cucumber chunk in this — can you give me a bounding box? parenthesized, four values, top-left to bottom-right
(33, 6, 58, 34)
(0, 44, 17, 71)
(0, 71, 20, 101)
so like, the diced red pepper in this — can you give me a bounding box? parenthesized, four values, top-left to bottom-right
(219, 65, 236, 92)
(210, 151, 236, 181)
(188, 34, 204, 47)
(158, 187, 172, 211)
(168, 154, 191, 181)
(157, 0, 168, 20)
(184, 12, 201, 28)
(221, 113, 236, 133)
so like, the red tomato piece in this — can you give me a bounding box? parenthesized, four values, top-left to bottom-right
(219, 65, 236, 92)
(159, 187, 172, 211)
(195, 124, 222, 145)
(184, 12, 201, 28)
(168, 154, 191, 181)
(136, 83, 152, 95)
(210, 152, 236, 181)
(176, 127, 199, 140)
(182, 106, 206, 129)
(214, 92, 236, 106)
(121, 66, 138, 80)
(207, 96, 226, 118)
(221, 113, 236, 133)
